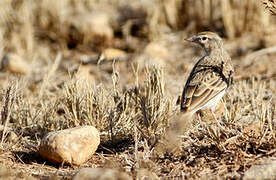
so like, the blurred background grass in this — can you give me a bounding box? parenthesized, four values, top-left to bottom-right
(0, 0, 275, 59)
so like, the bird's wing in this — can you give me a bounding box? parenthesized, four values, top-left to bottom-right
(181, 69, 227, 113)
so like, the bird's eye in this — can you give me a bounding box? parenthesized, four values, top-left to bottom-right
(202, 36, 207, 41)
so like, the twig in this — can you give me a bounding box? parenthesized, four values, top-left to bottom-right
(1, 85, 15, 146)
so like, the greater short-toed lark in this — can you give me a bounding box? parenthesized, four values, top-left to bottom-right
(180, 32, 234, 119)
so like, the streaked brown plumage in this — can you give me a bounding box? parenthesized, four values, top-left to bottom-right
(180, 32, 234, 115)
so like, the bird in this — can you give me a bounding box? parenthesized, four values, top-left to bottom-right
(180, 32, 234, 120)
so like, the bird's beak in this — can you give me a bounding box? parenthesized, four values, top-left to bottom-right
(184, 35, 197, 43)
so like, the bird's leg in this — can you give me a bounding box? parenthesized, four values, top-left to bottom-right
(210, 109, 217, 121)
(210, 108, 220, 124)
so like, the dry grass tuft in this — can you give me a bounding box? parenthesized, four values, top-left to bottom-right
(32, 64, 175, 147)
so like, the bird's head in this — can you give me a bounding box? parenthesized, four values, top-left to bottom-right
(185, 32, 223, 54)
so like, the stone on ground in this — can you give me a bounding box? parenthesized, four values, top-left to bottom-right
(72, 168, 132, 180)
(244, 159, 276, 180)
(39, 126, 100, 165)
(102, 48, 127, 61)
(1, 53, 31, 75)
